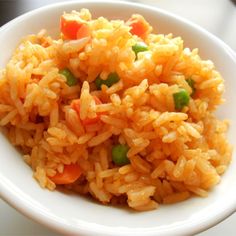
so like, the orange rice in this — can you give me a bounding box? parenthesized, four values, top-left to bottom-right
(0, 9, 233, 211)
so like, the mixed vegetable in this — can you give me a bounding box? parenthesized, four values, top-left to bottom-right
(50, 143, 130, 185)
(95, 72, 120, 90)
(173, 89, 190, 110)
(60, 13, 90, 40)
(132, 42, 148, 59)
(112, 144, 130, 166)
(186, 78, 196, 95)
(126, 15, 150, 39)
(50, 164, 82, 184)
(59, 68, 77, 86)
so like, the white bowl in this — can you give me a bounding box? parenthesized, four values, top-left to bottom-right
(0, 1, 236, 235)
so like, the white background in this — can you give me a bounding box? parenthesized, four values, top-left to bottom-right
(0, 0, 236, 235)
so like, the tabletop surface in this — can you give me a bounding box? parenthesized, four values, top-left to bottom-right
(0, 0, 235, 235)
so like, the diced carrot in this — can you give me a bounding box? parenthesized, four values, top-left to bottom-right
(76, 23, 90, 39)
(60, 14, 89, 40)
(126, 15, 150, 39)
(60, 14, 82, 40)
(50, 164, 82, 185)
(71, 96, 103, 126)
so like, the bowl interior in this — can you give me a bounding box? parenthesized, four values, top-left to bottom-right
(0, 1, 236, 235)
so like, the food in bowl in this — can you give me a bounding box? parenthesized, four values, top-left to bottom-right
(0, 8, 232, 211)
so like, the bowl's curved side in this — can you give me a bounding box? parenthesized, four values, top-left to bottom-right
(0, 1, 236, 236)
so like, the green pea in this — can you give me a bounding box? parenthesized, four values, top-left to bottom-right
(186, 78, 196, 95)
(173, 89, 190, 110)
(95, 72, 120, 90)
(112, 144, 130, 166)
(59, 68, 77, 86)
(95, 76, 103, 90)
(132, 42, 148, 59)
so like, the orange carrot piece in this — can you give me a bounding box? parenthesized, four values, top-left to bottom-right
(50, 164, 82, 185)
(76, 23, 90, 39)
(126, 15, 150, 39)
(60, 14, 89, 40)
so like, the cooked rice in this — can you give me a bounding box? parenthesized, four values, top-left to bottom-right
(0, 9, 233, 211)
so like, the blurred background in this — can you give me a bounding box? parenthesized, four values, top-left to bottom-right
(0, 0, 235, 235)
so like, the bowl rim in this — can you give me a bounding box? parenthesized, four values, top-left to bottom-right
(0, 1, 236, 235)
